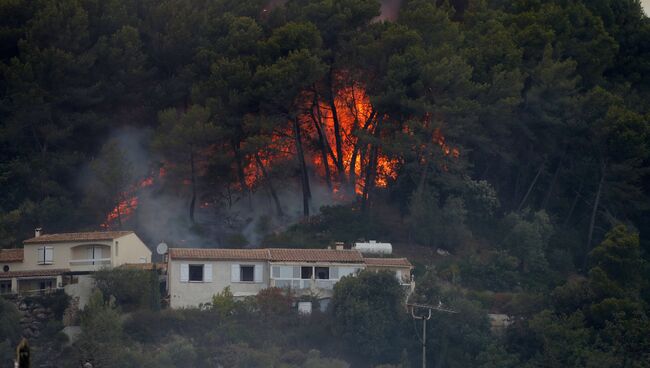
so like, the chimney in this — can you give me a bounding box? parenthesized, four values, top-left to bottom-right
(35, 228, 42, 238)
(335, 242, 344, 250)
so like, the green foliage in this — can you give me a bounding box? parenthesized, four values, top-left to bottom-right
(212, 286, 237, 318)
(407, 186, 471, 249)
(589, 224, 644, 288)
(77, 290, 124, 367)
(331, 270, 406, 365)
(0, 0, 650, 365)
(255, 287, 293, 316)
(93, 268, 161, 311)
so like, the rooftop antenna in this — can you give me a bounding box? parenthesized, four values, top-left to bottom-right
(407, 302, 458, 368)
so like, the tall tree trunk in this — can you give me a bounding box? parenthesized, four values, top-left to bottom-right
(294, 118, 311, 217)
(255, 153, 283, 216)
(310, 97, 333, 191)
(586, 160, 606, 256)
(189, 150, 196, 223)
(327, 70, 346, 181)
(541, 159, 562, 210)
(517, 160, 545, 212)
(361, 118, 382, 213)
(349, 110, 376, 194)
(232, 140, 252, 209)
(563, 184, 582, 227)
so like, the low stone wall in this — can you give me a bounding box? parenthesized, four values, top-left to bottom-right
(3, 294, 55, 339)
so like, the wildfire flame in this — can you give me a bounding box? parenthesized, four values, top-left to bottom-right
(100, 176, 155, 229)
(243, 79, 459, 197)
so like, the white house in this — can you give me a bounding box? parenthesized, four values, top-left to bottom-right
(167, 247, 414, 309)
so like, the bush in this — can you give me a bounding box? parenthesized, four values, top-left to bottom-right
(94, 268, 160, 310)
(331, 271, 406, 365)
(256, 287, 293, 316)
(212, 286, 237, 317)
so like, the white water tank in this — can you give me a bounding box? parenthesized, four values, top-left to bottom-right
(353, 240, 392, 255)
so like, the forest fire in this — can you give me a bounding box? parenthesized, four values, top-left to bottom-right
(242, 81, 458, 198)
(100, 176, 155, 229)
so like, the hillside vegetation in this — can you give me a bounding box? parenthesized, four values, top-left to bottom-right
(0, 0, 649, 366)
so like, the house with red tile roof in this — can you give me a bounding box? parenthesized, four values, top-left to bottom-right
(167, 245, 413, 309)
(0, 229, 151, 295)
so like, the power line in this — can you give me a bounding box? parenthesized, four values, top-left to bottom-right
(407, 302, 458, 368)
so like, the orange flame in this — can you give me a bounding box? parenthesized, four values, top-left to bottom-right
(100, 176, 155, 229)
(241, 78, 458, 198)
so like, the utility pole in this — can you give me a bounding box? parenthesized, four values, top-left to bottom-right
(408, 302, 458, 368)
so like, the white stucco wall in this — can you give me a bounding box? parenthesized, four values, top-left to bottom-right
(13, 240, 114, 273)
(112, 233, 151, 266)
(2, 233, 151, 275)
(168, 259, 269, 308)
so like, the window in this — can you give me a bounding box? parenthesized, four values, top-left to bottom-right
(181, 264, 211, 283)
(233, 264, 261, 283)
(189, 264, 204, 282)
(37, 246, 53, 265)
(0, 280, 11, 294)
(240, 265, 254, 282)
(301, 266, 312, 279)
(271, 266, 299, 279)
(115, 241, 119, 257)
(315, 267, 329, 280)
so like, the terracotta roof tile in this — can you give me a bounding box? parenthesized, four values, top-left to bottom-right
(0, 269, 69, 278)
(169, 248, 270, 261)
(24, 231, 133, 244)
(0, 249, 24, 263)
(168, 248, 366, 263)
(363, 257, 413, 268)
(268, 248, 364, 263)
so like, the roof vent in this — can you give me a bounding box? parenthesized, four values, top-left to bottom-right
(35, 228, 42, 238)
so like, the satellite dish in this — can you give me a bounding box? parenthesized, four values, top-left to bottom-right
(156, 242, 168, 255)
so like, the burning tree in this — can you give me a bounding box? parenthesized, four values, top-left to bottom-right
(89, 142, 134, 229)
(153, 105, 218, 223)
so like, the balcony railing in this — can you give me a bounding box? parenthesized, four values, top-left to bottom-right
(315, 279, 336, 290)
(271, 278, 339, 291)
(69, 258, 111, 266)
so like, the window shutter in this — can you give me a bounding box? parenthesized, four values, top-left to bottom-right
(44, 247, 53, 263)
(95, 247, 102, 259)
(37, 247, 44, 264)
(87, 247, 94, 260)
(231, 264, 240, 282)
(180, 264, 189, 282)
(254, 265, 262, 283)
(204, 264, 213, 282)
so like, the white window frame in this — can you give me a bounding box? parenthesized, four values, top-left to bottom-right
(188, 264, 204, 283)
(232, 264, 263, 283)
(37, 246, 53, 265)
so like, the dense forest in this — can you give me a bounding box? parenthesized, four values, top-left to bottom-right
(1, 0, 649, 366)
